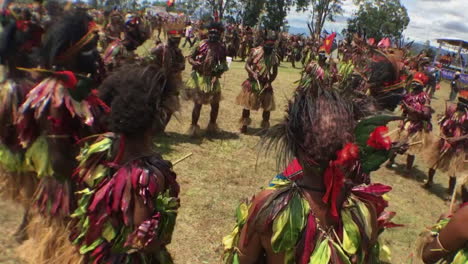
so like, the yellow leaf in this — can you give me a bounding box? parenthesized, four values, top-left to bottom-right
(309, 238, 331, 264)
(222, 226, 239, 250)
(342, 209, 361, 255)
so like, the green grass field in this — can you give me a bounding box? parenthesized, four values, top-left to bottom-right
(0, 40, 458, 264)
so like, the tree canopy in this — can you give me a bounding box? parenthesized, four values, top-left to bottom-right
(345, 0, 410, 41)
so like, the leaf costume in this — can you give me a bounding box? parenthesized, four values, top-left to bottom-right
(16, 72, 108, 217)
(71, 133, 180, 263)
(223, 166, 396, 264)
(223, 115, 401, 264)
(185, 39, 228, 105)
(236, 47, 279, 112)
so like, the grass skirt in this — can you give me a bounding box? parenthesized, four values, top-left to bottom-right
(184, 71, 222, 105)
(425, 139, 467, 177)
(396, 127, 433, 155)
(0, 144, 37, 207)
(236, 80, 275, 111)
(0, 169, 37, 207)
(17, 212, 82, 264)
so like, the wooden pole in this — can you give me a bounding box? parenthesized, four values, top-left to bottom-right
(173, 153, 193, 166)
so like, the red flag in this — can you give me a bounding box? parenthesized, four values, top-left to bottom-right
(320, 32, 336, 54)
(167, 0, 175, 7)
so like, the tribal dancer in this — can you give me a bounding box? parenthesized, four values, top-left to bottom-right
(71, 64, 180, 263)
(103, 11, 124, 48)
(186, 22, 228, 137)
(224, 24, 240, 59)
(425, 91, 468, 194)
(16, 10, 108, 263)
(236, 33, 279, 133)
(388, 72, 432, 171)
(150, 14, 185, 129)
(0, 6, 43, 241)
(223, 66, 400, 264)
(238, 26, 254, 62)
(102, 13, 148, 72)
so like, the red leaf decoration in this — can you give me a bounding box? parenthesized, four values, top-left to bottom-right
(131, 167, 142, 189)
(89, 178, 114, 212)
(352, 183, 392, 195)
(111, 168, 127, 212)
(322, 164, 345, 221)
(367, 126, 392, 150)
(121, 175, 133, 226)
(283, 158, 304, 181)
(299, 213, 317, 264)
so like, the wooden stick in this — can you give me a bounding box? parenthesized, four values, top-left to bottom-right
(449, 183, 458, 214)
(409, 141, 423, 146)
(173, 153, 193, 166)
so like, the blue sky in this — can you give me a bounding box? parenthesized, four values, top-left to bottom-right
(286, 0, 468, 43)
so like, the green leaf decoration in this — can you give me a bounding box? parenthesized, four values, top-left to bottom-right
(102, 221, 116, 242)
(361, 149, 390, 174)
(0, 144, 24, 173)
(453, 248, 468, 264)
(86, 164, 109, 187)
(331, 240, 352, 264)
(379, 244, 392, 263)
(267, 177, 292, 190)
(284, 248, 295, 264)
(236, 202, 249, 226)
(222, 226, 239, 250)
(271, 192, 309, 253)
(87, 137, 112, 156)
(71, 189, 93, 218)
(79, 237, 104, 254)
(24, 136, 53, 178)
(355, 115, 401, 149)
(232, 253, 240, 264)
(309, 238, 331, 264)
(342, 209, 361, 255)
(355, 199, 373, 239)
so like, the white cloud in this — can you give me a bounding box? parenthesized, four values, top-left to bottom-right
(286, 0, 468, 43)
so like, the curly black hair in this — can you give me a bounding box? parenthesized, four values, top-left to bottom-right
(262, 79, 355, 168)
(100, 64, 169, 137)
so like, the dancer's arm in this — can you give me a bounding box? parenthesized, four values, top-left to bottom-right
(422, 206, 468, 263)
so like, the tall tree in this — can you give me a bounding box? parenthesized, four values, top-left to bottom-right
(261, 0, 290, 31)
(346, 0, 409, 41)
(295, 0, 344, 37)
